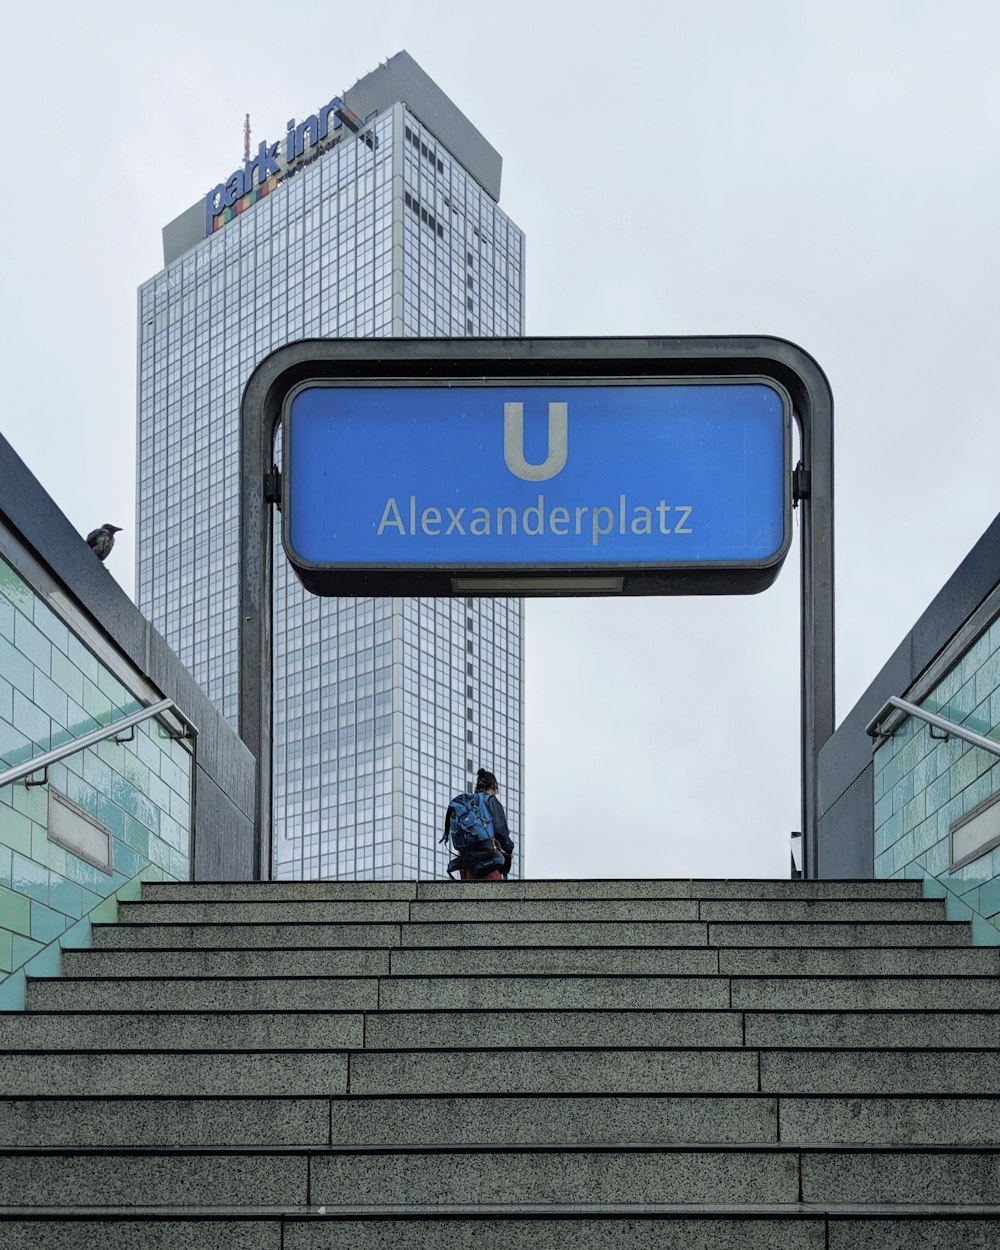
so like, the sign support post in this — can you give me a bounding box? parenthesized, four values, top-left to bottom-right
(240, 336, 833, 881)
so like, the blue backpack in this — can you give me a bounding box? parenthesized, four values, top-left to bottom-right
(441, 791, 504, 878)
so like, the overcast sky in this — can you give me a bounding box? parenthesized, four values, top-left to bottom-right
(2, 1, 998, 878)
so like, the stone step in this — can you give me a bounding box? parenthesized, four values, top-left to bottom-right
(0, 1097, 332, 1147)
(364, 1006, 1000, 1051)
(351, 1046, 1000, 1096)
(141, 879, 928, 904)
(376, 975, 729, 1011)
(730, 976, 1000, 1011)
(43, 972, 980, 1016)
(401, 920, 967, 948)
(303, 1145, 1000, 1206)
(747, 1010, 1000, 1049)
(404, 899, 942, 923)
(90, 917, 971, 951)
(761, 1048, 1000, 1093)
(60, 949, 393, 979)
(333, 1093, 1000, 1148)
(706, 921, 969, 947)
(395, 944, 998, 977)
(145, 882, 418, 902)
(118, 901, 411, 924)
(146, 942, 977, 981)
(25, 977, 380, 1012)
(6, 1211, 1000, 1250)
(0, 1010, 363, 1052)
(7, 1041, 997, 1097)
(4, 1210, 1000, 1250)
(92, 922, 405, 950)
(413, 879, 927, 900)
(717, 946, 1000, 976)
(113, 898, 837, 926)
(0, 1051, 349, 1096)
(7, 1093, 994, 1150)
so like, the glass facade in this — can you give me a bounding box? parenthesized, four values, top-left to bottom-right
(137, 99, 525, 880)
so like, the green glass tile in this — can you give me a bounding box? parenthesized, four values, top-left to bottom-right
(78, 887, 101, 913)
(95, 795, 126, 840)
(873, 741, 893, 775)
(31, 824, 66, 877)
(169, 792, 190, 829)
(0, 844, 11, 887)
(10, 782, 46, 824)
(24, 942, 61, 978)
(0, 559, 32, 614)
(10, 852, 49, 904)
(971, 913, 1000, 946)
(0, 805, 32, 857)
(0, 719, 30, 770)
(49, 875, 82, 920)
(112, 841, 144, 879)
(166, 846, 191, 880)
(62, 855, 112, 893)
(148, 772, 171, 816)
(978, 877, 1000, 921)
(65, 699, 98, 740)
(892, 772, 915, 815)
(0, 929, 12, 973)
(60, 918, 91, 950)
(914, 815, 940, 856)
(961, 632, 992, 684)
(950, 750, 979, 795)
(81, 676, 113, 724)
(0, 596, 13, 642)
(874, 849, 895, 878)
(874, 791, 893, 829)
(922, 875, 946, 899)
(0, 638, 32, 701)
(31, 601, 68, 655)
(11, 691, 50, 751)
(116, 876, 144, 903)
(49, 650, 84, 707)
(924, 841, 951, 876)
(122, 752, 151, 797)
(82, 750, 114, 797)
(975, 651, 1000, 706)
(961, 886, 981, 913)
(110, 771, 141, 818)
(132, 792, 161, 836)
(11, 933, 42, 966)
(0, 673, 12, 721)
(30, 900, 67, 945)
(0, 886, 31, 937)
(902, 861, 924, 881)
(926, 772, 951, 817)
(66, 634, 99, 684)
(903, 790, 926, 834)
(87, 895, 119, 924)
(945, 891, 975, 925)
(14, 614, 51, 675)
(0, 969, 27, 1011)
(122, 815, 150, 858)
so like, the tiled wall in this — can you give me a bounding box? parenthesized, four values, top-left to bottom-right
(0, 556, 192, 1008)
(874, 616, 1000, 944)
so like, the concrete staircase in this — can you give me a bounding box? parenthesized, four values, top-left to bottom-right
(1, 878, 999, 1248)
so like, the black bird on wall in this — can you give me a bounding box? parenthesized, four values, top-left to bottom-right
(86, 524, 122, 562)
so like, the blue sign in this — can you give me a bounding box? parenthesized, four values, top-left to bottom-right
(282, 379, 791, 595)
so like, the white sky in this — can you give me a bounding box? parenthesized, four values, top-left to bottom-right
(2, 1, 998, 878)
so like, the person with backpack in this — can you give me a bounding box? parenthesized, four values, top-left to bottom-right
(441, 768, 515, 880)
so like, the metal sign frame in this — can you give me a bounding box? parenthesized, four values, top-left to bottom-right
(240, 336, 834, 880)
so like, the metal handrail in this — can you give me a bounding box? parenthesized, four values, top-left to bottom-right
(865, 695, 1000, 759)
(0, 698, 198, 790)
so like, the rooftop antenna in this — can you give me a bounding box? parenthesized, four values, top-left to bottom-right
(244, 114, 251, 165)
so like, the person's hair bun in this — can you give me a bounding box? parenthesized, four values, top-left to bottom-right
(476, 768, 487, 780)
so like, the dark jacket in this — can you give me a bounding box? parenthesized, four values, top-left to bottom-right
(486, 794, 514, 857)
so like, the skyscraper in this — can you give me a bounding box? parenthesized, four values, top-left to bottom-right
(137, 52, 524, 880)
